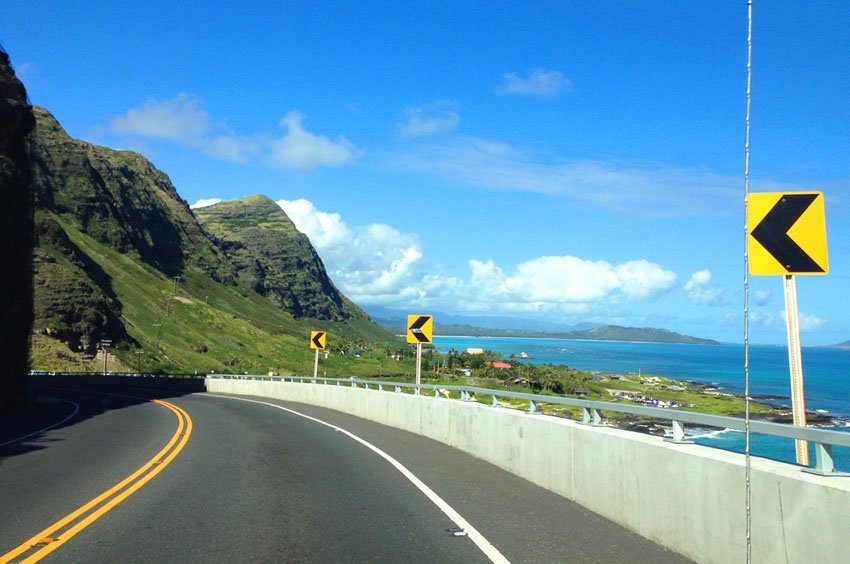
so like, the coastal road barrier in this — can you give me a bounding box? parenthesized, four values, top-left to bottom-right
(207, 374, 850, 564)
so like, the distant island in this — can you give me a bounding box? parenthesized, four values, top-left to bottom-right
(825, 340, 850, 350)
(377, 319, 719, 345)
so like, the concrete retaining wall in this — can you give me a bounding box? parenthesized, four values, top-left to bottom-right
(206, 378, 850, 563)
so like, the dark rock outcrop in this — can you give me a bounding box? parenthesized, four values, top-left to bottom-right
(0, 47, 36, 408)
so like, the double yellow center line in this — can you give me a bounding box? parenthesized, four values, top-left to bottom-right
(1, 399, 192, 563)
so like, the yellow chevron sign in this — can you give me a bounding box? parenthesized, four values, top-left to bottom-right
(747, 192, 828, 275)
(310, 330, 327, 350)
(407, 315, 433, 344)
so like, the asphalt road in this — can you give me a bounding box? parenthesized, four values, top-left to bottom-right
(0, 383, 691, 563)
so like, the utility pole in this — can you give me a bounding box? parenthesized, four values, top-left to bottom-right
(165, 296, 172, 316)
(172, 275, 180, 295)
(153, 323, 162, 353)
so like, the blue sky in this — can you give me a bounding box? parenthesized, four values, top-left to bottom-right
(4, 1, 849, 345)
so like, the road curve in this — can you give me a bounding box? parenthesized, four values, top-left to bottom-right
(1, 384, 691, 563)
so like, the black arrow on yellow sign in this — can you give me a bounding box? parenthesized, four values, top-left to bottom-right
(751, 193, 825, 273)
(408, 315, 432, 343)
(310, 331, 327, 349)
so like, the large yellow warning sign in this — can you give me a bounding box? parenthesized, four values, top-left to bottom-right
(406, 315, 433, 344)
(747, 192, 828, 275)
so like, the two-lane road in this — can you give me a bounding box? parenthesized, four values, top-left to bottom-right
(1, 384, 690, 562)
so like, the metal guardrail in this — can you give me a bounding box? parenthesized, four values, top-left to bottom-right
(209, 373, 850, 476)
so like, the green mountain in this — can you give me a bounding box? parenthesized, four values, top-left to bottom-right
(29, 107, 396, 375)
(195, 195, 350, 321)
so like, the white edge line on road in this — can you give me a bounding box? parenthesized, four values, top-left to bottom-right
(0, 399, 80, 448)
(208, 394, 511, 564)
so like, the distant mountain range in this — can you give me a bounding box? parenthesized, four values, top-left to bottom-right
(368, 309, 719, 345)
(825, 340, 850, 350)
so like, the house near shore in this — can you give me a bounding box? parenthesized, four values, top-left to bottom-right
(486, 361, 512, 369)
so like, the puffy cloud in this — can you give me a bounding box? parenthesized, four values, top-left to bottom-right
(272, 197, 696, 320)
(277, 199, 423, 304)
(109, 94, 258, 162)
(752, 289, 772, 306)
(684, 270, 725, 305)
(781, 310, 827, 332)
(276, 199, 678, 314)
(498, 69, 573, 96)
(109, 95, 358, 171)
(466, 255, 675, 306)
(190, 198, 223, 209)
(269, 111, 358, 171)
(398, 105, 459, 137)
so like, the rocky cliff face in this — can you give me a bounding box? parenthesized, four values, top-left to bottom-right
(0, 47, 36, 408)
(29, 107, 235, 352)
(27, 105, 390, 364)
(195, 195, 358, 321)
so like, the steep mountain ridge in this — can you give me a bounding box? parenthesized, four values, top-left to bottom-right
(194, 195, 357, 321)
(28, 106, 394, 372)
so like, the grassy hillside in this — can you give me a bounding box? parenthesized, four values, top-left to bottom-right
(28, 107, 400, 374)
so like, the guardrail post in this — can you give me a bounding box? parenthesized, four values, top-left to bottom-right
(665, 420, 692, 444)
(434, 388, 440, 397)
(379, 384, 384, 391)
(528, 400, 536, 413)
(581, 407, 602, 425)
(491, 395, 498, 407)
(415, 386, 421, 396)
(804, 442, 850, 476)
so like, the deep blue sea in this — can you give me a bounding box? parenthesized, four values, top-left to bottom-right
(434, 336, 850, 471)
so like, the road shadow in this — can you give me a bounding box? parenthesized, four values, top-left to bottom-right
(0, 374, 205, 464)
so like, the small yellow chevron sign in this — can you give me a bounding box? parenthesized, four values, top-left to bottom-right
(748, 192, 828, 275)
(310, 330, 327, 350)
(407, 315, 433, 344)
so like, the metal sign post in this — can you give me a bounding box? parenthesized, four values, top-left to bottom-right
(747, 191, 828, 467)
(407, 315, 433, 387)
(415, 343, 422, 386)
(783, 275, 809, 465)
(309, 331, 327, 379)
(99, 340, 112, 375)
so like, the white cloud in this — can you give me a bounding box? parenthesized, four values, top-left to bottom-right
(109, 95, 358, 171)
(111, 93, 211, 141)
(498, 69, 573, 96)
(398, 105, 459, 137)
(269, 111, 358, 171)
(684, 270, 725, 305)
(190, 198, 223, 209)
(394, 134, 756, 216)
(276, 197, 679, 313)
(752, 289, 772, 306)
(276, 199, 423, 304)
(781, 310, 827, 332)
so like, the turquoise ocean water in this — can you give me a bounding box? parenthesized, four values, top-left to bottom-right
(433, 336, 850, 470)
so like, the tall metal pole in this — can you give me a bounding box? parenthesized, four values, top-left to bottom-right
(313, 348, 319, 379)
(415, 343, 422, 385)
(742, 4, 754, 561)
(783, 275, 810, 465)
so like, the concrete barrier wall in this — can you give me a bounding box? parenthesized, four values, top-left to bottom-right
(206, 378, 850, 564)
